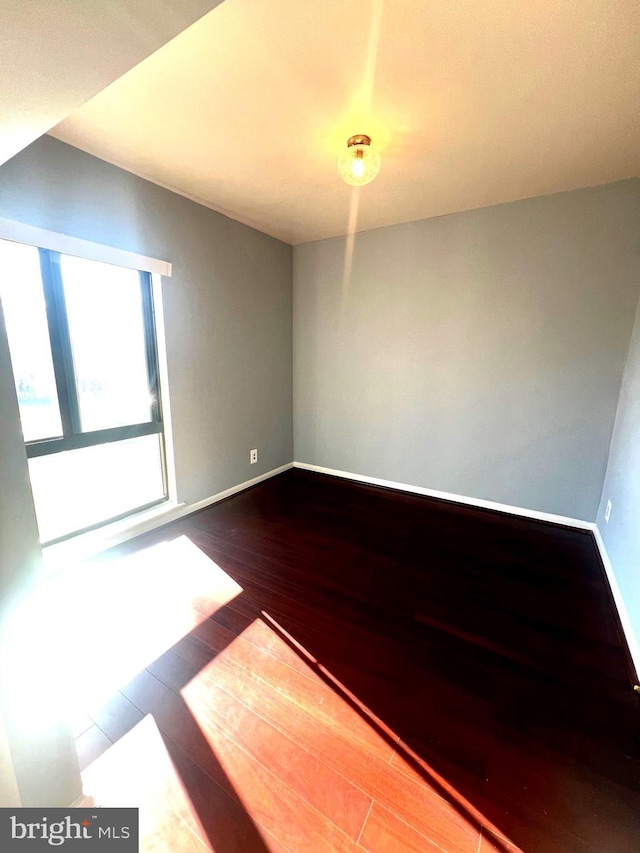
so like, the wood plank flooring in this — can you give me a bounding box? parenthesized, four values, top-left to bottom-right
(66, 469, 639, 852)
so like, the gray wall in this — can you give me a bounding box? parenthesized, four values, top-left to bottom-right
(597, 294, 640, 666)
(294, 180, 640, 520)
(0, 136, 293, 508)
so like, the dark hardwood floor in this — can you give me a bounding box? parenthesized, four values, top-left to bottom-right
(68, 469, 640, 852)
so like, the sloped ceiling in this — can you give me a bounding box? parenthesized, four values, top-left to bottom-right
(44, 0, 640, 244)
(0, 0, 223, 166)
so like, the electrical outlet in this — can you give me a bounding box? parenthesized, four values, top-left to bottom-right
(250, 448, 258, 464)
(605, 500, 612, 523)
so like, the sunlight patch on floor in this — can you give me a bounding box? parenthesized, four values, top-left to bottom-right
(180, 610, 504, 851)
(81, 715, 209, 852)
(260, 610, 400, 743)
(16, 536, 243, 726)
(190, 618, 397, 762)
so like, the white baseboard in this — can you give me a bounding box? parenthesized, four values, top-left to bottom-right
(591, 527, 640, 682)
(44, 463, 293, 570)
(293, 461, 594, 529)
(185, 462, 293, 514)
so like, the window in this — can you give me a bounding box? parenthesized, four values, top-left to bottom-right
(0, 238, 168, 544)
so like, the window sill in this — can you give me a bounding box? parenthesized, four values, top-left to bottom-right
(42, 500, 185, 574)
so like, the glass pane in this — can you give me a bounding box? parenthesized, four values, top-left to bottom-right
(28, 434, 166, 543)
(0, 240, 63, 441)
(60, 255, 153, 432)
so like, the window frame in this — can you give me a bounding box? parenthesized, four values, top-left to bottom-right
(0, 220, 176, 546)
(25, 248, 165, 461)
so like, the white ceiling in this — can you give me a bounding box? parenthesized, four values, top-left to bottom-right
(50, 0, 640, 245)
(0, 0, 223, 167)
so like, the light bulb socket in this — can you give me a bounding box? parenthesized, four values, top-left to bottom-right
(347, 134, 372, 148)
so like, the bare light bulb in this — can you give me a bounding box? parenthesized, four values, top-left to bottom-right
(338, 135, 381, 186)
(351, 153, 366, 179)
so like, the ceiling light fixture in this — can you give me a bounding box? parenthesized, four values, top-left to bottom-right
(337, 134, 381, 187)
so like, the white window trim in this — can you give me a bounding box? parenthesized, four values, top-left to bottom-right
(0, 217, 172, 277)
(151, 272, 177, 504)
